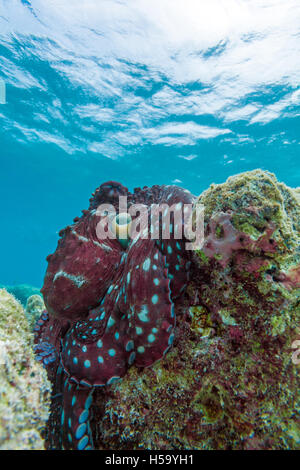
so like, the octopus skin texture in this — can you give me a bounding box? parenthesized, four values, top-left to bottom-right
(34, 181, 195, 450)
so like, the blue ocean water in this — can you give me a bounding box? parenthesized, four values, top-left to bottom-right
(0, 0, 299, 287)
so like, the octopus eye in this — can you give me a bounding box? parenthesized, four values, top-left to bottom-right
(111, 213, 132, 249)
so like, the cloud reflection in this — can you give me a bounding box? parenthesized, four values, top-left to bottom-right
(0, 0, 299, 157)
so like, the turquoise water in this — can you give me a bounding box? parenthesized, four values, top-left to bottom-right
(0, 0, 299, 286)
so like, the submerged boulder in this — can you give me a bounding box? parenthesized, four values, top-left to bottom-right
(0, 289, 51, 450)
(91, 170, 299, 450)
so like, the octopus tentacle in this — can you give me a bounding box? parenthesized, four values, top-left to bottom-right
(61, 379, 94, 450)
(124, 237, 176, 367)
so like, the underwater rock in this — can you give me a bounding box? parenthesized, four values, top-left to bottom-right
(0, 284, 42, 306)
(0, 289, 51, 450)
(88, 170, 299, 450)
(25, 295, 46, 330)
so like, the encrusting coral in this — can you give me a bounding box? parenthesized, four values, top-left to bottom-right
(0, 289, 51, 450)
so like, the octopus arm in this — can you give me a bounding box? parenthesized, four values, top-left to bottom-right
(34, 310, 69, 381)
(124, 238, 176, 368)
(60, 278, 130, 387)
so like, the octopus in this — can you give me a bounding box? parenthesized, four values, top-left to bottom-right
(34, 181, 195, 450)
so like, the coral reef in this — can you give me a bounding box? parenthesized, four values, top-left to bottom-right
(87, 170, 299, 450)
(0, 289, 50, 450)
(0, 284, 42, 306)
(34, 181, 195, 449)
(25, 294, 46, 329)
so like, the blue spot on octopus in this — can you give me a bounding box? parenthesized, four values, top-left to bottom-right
(34, 181, 195, 450)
